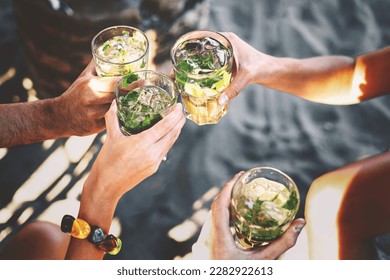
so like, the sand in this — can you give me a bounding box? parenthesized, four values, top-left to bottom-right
(0, 0, 389, 260)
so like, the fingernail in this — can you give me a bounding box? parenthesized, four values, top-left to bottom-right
(294, 224, 305, 233)
(218, 94, 228, 105)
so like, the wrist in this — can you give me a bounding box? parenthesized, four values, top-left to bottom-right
(46, 96, 71, 137)
(79, 175, 119, 231)
(251, 52, 275, 85)
(254, 54, 298, 87)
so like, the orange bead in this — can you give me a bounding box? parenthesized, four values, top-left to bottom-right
(98, 234, 122, 255)
(71, 218, 91, 239)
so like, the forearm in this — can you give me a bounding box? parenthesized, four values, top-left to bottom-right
(65, 177, 119, 260)
(257, 46, 390, 104)
(0, 98, 69, 147)
(257, 55, 357, 104)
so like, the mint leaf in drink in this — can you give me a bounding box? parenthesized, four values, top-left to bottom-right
(142, 114, 161, 128)
(120, 90, 139, 106)
(252, 199, 264, 214)
(197, 52, 215, 70)
(241, 223, 250, 236)
(121, 73, 139, 88)
(282, 191, 298, 210)
(123, 112, 162, 135)
(122, 30, 130, 36)
(241, 198, 263, 224)
(200, 76, 221, 88)
(102, 44, 110, 51)
(174, 71, 188, 90)
(244, 212, 253, 223)
(178, 59, 194, 72)
(259, 218, 279, 228)
(140, 59, 146, 68)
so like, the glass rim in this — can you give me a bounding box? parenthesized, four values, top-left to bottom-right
(91, 25, 150, 66)
(117, 104, 177, 116)
(116, 69, 178, 88)
(170, 29, 233, 73)
(233, 166, 299, 193)
(115, 70, 178, 115)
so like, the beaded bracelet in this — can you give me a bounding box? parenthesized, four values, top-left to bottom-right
(60, 214, 122, 255)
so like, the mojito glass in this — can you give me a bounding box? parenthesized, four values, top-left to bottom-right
(92, 26, 149, 77)
(171, 30, 233, 125)
(231, 167, 300, 250)
(115, 70, 178, 135)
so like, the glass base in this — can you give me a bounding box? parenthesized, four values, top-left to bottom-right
(184, 112, 226, 126)
(234, 234, 269, 250)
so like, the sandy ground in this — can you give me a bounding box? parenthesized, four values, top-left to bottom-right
(0, 0, 390, 259)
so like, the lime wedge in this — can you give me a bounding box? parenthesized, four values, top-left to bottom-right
(185, 83, 205, 97)
(212, 71, 231, 91)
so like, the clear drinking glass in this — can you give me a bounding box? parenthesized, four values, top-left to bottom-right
(231, 167, 300, 250)
(115, 70, 178, 135)
(171, 30, 233, 125)
(91, 25, 149, 77)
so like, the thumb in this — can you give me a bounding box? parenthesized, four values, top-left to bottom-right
(218, 72, 249, 105)
(105, 100, 122, 138)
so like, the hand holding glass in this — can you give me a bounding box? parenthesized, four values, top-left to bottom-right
(115, 70, 178, 136)
(231, 167, 300, 250)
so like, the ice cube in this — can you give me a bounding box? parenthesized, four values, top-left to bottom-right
(137, 87, 154, 106)
(175, 49, 189, 62)
(150, 100, 161, 111)
(138, 86, 172, 113)
(203, 37, 219, 50)
(216, 49, 226, 67)
(114, 42, 125, 51)
(185, 39, 204, 52)
(257, 201, 289, 226)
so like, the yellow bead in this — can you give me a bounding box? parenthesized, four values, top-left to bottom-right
(108, 237, 122, 255)
(71, 218, 91, 239)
